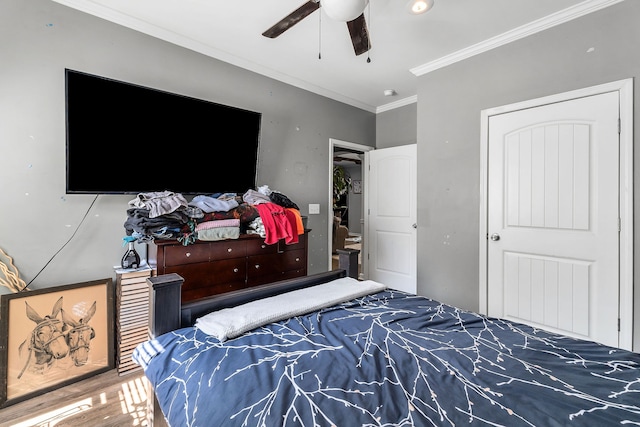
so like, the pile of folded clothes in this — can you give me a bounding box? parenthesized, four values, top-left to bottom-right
(123, 186, 304, 246)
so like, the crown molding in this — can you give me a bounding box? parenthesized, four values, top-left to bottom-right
(410, 0, 625, 77)
(376, 95, 417, 114)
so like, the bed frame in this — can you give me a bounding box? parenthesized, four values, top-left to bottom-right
(147, 269, 347, 337)
(144, 249, 359, 426)
(147, 248, 358, 338)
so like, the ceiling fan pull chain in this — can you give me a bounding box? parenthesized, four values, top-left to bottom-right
(366, 0, 371, 63)
(318, 4, 322, 59)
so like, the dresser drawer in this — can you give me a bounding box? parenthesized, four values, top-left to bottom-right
(163, 243, 212, 266)
(207, 258, 248, 284)
(246, 254, 281, 279)
(166, 259, 246, 290)
(280, 233, 306, 252)
(245, 238, 278, 256)
(207, 239, 247, 260)
(246, 249, 305, 281)
(280, 249, 306, 271)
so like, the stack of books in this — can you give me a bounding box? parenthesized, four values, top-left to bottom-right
(114, 263, 154, 375)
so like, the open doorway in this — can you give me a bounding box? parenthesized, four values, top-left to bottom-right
(328, 139, 374, 278)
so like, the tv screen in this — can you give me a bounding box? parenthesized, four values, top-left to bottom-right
(65, 69, 261, 195)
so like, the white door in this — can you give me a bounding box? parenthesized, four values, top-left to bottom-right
(487, 92, 620, 347)
(366, 144, 417, 294)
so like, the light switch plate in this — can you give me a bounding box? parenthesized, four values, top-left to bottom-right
(308, 203, 320, 214)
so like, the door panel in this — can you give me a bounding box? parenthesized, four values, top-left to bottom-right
(504, 253, 591, 336)
(488, 92, 619, 347)
(367, 144, 417, 294)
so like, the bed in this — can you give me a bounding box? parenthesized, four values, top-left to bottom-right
(133, 269, 640, 426)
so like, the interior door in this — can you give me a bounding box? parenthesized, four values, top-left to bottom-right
(366, 144, 417, 294)
(487, 92, 620, 347)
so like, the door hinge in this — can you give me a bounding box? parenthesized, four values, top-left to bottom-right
(618, 218, 621, 232)
(618, 318, 621, 332)
(618, 118, 621, 134)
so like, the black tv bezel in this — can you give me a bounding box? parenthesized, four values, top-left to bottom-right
(64, 68, 261, 195)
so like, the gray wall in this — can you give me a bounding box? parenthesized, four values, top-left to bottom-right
(376, 103, 417, 149)
(0, 0, 374, 291)
(415, 1, 640, 350)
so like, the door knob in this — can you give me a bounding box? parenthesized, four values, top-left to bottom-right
(490, 233, 500, 241)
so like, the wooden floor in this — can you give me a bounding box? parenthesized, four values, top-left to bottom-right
(0, 369, 148, 427)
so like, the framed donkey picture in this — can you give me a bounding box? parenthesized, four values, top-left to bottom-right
(0, 278, 114, 407)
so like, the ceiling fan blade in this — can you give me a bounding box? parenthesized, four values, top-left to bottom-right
(262, 1, 320, 38)
(346, 13, 370, 56)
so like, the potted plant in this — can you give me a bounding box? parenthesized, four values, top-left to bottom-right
(333, 165, 351, 205)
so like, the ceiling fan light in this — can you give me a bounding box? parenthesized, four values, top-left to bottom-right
(407, 0, 434, 15)
(322, 0, 369, 22)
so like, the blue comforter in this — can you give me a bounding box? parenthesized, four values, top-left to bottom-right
(133, 290, 640, 426)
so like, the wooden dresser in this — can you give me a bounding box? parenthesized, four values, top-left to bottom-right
(149, 232, 308, 302)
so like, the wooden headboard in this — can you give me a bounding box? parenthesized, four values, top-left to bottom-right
(146, 270, 346, 337)
(146, 248, 359, 338)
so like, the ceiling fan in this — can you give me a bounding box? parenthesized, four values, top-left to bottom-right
(262, 0, 371, 56)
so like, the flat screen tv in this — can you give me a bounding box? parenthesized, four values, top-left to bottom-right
(65, 69, 261, 195)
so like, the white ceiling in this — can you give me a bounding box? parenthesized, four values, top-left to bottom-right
(52, 0, 618, 113)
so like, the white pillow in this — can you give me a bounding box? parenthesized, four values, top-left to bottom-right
(195, 277, 387, 341)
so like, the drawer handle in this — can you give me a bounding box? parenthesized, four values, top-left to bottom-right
(227, 248, 233, 253)
(185, 252, 191, 257)
(261, 244, 266, 249)
(233, 268, 238, 273)
(295, 257, 300, 262)
(254, 264, 260, 269)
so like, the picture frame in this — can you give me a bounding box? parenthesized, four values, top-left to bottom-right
(0, 278, 114, 408)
